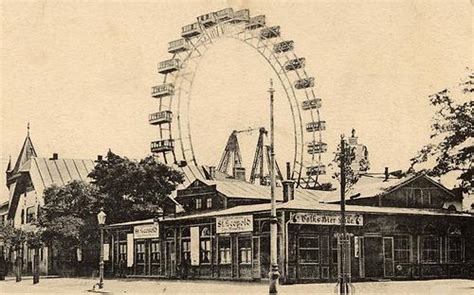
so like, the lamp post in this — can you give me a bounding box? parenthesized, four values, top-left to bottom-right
(97, 209, 107, 289)
(268, 79, 280, 295)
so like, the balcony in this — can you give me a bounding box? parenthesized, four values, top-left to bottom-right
(284, 58, 305, 71)
(158, 59, 181, 74)
(182, 22, 201, 38)
(197, 12, 217, 27)
(246, 15, 265, 30)
(302, 98, 322, 110)
(149, 111, 173, 125)
(151, 83, 174, 98)
(306, 164, 326, 176)
(273, 40, 294, 53)
(168, 39, 189, 54)
(295, 77, 315, 89)
(150, 139, 174, 153)
(215, 8, 234, 22)
(307, 141, 328, 154)
(306, 120, 326, 132)
(260, 26, 280, 39)
(232, 9, 250, 23)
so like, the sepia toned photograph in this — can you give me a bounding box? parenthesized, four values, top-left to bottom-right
(0, 1, 472, 294)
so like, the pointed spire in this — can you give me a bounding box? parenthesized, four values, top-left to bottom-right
(11, 123, 38, 174)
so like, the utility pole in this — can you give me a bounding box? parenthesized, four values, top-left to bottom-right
(268, 79, 280, 295)
(337, 135, 352, 295)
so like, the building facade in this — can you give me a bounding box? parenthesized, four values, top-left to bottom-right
(105, 174, 474, 283)
(3, 132, 95, 275)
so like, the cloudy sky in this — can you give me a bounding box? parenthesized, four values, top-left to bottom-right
(1, 0, 471, 200)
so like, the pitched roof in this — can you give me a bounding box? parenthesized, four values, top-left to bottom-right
(162, 197, 474, 222)
(7, 157, 95, 219)
(11, 135, 37, 175)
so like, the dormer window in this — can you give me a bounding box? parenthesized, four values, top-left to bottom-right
(206, 198, 212, 209)
(195, 198, 202, 209)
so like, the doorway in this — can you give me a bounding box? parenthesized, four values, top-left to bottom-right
(364, 236, 384, 278)
(260, 235, 270, 279)
(165, 240, 176, 278)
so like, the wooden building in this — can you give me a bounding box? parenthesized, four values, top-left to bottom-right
(105, 173, 474, 283)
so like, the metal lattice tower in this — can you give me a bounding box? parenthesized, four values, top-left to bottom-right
(249, 128, 283, 185)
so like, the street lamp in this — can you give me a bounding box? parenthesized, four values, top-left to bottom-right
(97, 209, 107, 289)
(268, 79, 280, 295)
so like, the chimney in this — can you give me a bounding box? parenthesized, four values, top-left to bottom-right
(96, 155, 103, 162)
(384, 167, 389, 181)
(282, 180, 295, 202)
(50, 153, 58, 160)
(233, 167, 246, 181)
(282, 162, 295, 202)
(209, 166, 216, 180)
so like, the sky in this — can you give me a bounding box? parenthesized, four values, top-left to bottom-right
(1, 0, 472, 200)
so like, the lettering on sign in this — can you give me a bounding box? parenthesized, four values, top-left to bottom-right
(216, 215, 253, 234)
(134, 224, 159, 239)
(289, 212, 363, 226)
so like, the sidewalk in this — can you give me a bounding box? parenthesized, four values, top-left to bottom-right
(0, 277, 472, 294)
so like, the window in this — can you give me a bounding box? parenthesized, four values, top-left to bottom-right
(206, 198, 212, 209)
(219, 238, 231, 264)
(26, 206, 35, 223)
(239, 238, 252, 264)
(136, 242, 145, 262)
(118, 243, 127, 262)
(421, 236, 439, 263)
(394, 235, 410, 263)
(447, 227, 463, 263)
(151, 241, 160, 263)
(447, 235, 462, 263)
(200, 227, 211, 264)
(331, 236, 338, 264)
(195, 198, 202, 209)
(182, 240, 191, 261)
(299, 237, 320, 264)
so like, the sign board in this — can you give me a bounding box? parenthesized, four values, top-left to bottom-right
(134, 224, 159, 239)
(126, 233, 134, 267)
(216, 215, 253, 234)
(103, 243, 110, 261)
(76, 247, 82, 262)
(190, 226, 200, 266)
(289, 212, 363, 226)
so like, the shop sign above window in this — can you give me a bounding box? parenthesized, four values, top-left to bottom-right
(216, 215, 253, 234)
(289, 212, 363, 226)
(134, 224, 160, 239)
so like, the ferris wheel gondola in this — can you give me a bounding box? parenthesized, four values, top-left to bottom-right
(150, 7, 328, 189)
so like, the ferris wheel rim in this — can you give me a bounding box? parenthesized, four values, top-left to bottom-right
(154, 12, 325, 188)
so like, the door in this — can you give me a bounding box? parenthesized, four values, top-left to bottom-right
(383, 237, 394, 277)
(260, 235, 270, 279)
(165, 240, 176, 278)
(252, 237, 260, 279)
(364, 236, 384, 278)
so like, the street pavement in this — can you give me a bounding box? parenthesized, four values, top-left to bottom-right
(0, 277, 472, 294)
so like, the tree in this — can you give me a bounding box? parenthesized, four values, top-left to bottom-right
(410, 70, 473, 191)
(89, 151, 184, 223)
(331, 135, 370, 193)
(0, 224, 27, 282)
(38, 180, 101, 273)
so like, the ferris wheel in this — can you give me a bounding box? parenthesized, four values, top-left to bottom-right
(149, 8, 327, 189)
